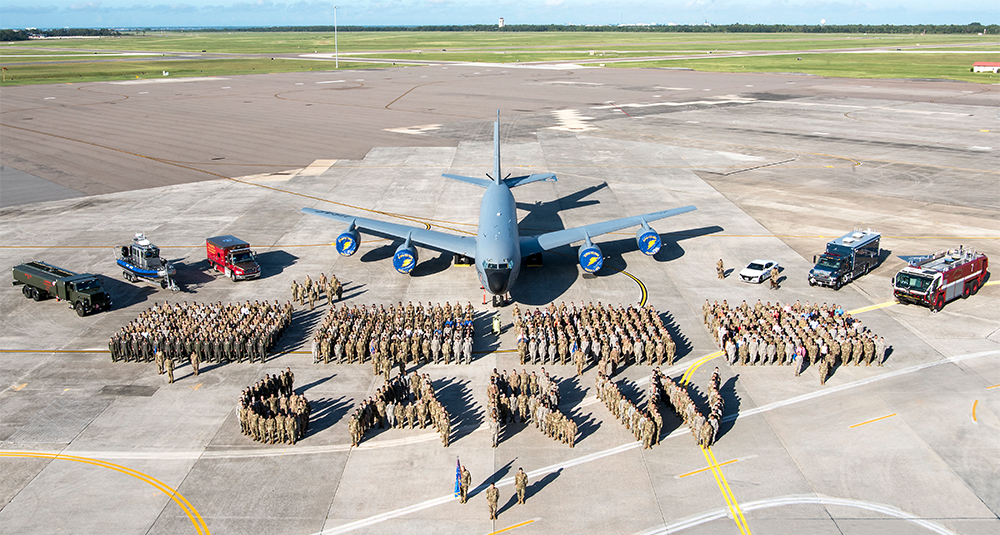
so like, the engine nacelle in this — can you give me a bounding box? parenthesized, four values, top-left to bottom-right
(393, 244, 418, 274)
(636, 227, 662, 256)
(335, 229, 360, 256)
(578, 243, 603, 273)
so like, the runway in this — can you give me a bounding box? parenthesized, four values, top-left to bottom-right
(1, 65, 998, 535)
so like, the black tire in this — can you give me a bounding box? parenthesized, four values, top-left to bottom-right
(160, 279, 168, 289)
(123, 270, 133, 283)
(22, 285, 33, 299)
(962, 284, 971, 299)
(230, 271, 236, 282)
(75, 302, 86, 317)
(934, 294, 945, 312)
(970, 279, 981, 295)
(32, 288, 45, 301)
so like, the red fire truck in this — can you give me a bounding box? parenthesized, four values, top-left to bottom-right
(893, 247, 988, 311)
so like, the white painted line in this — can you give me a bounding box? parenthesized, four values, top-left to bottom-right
(545, 81, 603, 86)
(384, 124, 442, 135)
(634, 494, 959, 535)
(811, 132, 830, 136)
(295, 83, 304, 85)
(44, 97, 55, 100)
(221, 86, 231, 89)
(316, 80, 346, 84)
(548, 109, 597, 132)
(138, 91, 148, 94)
(110, 77, 228, 85)
(355, 79, 364, 81)
(658, 87, 693, 91)
(591, 96, 756, 110)
(653, 95, 661, 97)
(745, 85, 754, 87)
(969, 146, 992, 151)
(703, 88, 712, 91)
(686, 121, 701, 124)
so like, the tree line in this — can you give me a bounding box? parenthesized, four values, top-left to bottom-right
(1, 28, 122, 41)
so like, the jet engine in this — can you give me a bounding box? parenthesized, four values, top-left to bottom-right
(393, 239, 418, 274)
(636, 223, 662, 256)
(335, 227, 360, 256)
(578, 236, 603, 273)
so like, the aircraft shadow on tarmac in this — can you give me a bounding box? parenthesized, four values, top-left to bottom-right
(433, 377, 482, 443)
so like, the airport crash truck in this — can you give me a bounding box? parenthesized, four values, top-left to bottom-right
(206, 235, 261, 281)
(893, 247, 988, 312)
(808, 229, 881, 290)
(12, 261, 112, 316)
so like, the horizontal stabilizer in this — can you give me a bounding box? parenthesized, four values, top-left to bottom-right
(504, 173, 557, 188)
(443, 174, 492, 188)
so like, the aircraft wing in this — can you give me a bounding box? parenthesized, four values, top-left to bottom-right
(519, 205, 697, 256)
(301, 208, 478, 258)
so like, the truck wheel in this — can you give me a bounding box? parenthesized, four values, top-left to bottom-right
(934, 294, 945, 312)
(75, 302, 86, 316)
(962, 284, 971, 299)
(22, 286, 33, 299)
(123, 270, 133, 282)
(32, 288, 46, 301)
(970, 279, 981, 295)
(160, 279, 168, 289)
(230, 271, 236, 282)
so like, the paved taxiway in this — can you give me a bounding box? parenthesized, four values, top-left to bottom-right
(1, 64, 998, 535)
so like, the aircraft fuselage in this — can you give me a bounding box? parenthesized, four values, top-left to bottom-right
(475, 182, 521, 295)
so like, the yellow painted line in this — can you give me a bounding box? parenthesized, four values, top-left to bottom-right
(847, 301, 898, 315)
(190, 383, 202, 391)
(12, 383, 27, 391)
(681, 350, 725, 385)
(984, 281, 1000, 287)
(701, 446, 751, 535)
(0, 451, 209, 534)
(849, 412, 897, 429)
(485, 519, 536, 535)
(981, 129, 991, 132)
(972, 400, 978, 422)
(677, 458, 739, 479)
(987, 384, 1000, 389)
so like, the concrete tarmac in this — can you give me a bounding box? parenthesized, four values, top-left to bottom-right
(1, 65, 998, 535)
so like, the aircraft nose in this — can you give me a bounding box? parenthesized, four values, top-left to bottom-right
(486, 267, 511, 294)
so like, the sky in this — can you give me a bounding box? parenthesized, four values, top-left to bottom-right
(2, 0, 997, 30)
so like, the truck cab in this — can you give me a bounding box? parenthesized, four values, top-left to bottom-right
(206, 235, 261, 281)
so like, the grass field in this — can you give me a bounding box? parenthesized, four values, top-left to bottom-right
(2, 31, 997, 85)
(598, 52, 999, 84)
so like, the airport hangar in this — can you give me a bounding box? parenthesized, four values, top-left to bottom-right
(1, 61, 998, 535)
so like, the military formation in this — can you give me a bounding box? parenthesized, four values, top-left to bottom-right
(237, 368, 311, 445)
(312, 301, 476, 369)
(704, 299, 888, 383)
(512, 302, 677, 374)
(486, 367, 576, 447)
(651, 368, 720, 447)
(109, 300, 293, 364)
(291, 273, 343, 311)
(348, 370, 452, 447)
(596, 372, 661, 449)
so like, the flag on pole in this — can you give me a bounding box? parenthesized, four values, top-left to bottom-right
(454, 458, 461, 497)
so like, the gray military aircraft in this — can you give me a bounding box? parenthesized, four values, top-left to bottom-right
(302, 112, 696, 306)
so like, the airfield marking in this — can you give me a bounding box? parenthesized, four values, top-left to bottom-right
(984, 281, 1000, 287)
(484, 519, 537, 535)
(680, 350, 725, 386)
(676, 457, 739, 479)
(987, 384, 1000, 389)
(633, 494, 960, 535)
(847, 300, 898, 315)
(701, 446, 751, 535)
(0, 451, 209, 535)
(849, 413, 897, 429)
(972, 400, 978, 423)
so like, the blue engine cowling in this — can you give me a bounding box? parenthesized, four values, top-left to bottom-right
(636, 227, 662, 256)
(335, 229, 360, 256)
(393, 244, 418, 274)
(578, 244, 603, 273)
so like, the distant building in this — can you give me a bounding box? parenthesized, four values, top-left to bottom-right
(499, 18, 505, 28)
(972, 62, 1000, 73)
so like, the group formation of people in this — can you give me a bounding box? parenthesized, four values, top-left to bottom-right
(237, 368, 311, 445)
(703, 299, 888, 383)
(291, 273, 343, 311)
(651, 368, 718, 447)
(312, 301, 477, 369)
(348, 371, 452, 447)
(512, 302, 678, 374)
(595, 372, 662, 449)
(109, 300, 293, 365)
(487, 367, 576, 447)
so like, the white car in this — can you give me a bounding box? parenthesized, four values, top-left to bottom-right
(739, 259, 779, 283)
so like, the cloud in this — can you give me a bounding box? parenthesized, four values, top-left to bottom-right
(69, 1, 102, 10)
(0, 4, 59, 13)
